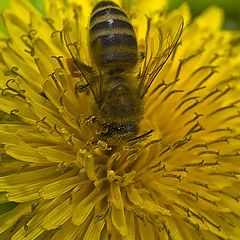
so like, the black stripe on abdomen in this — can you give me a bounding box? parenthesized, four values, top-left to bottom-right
(90, 19, 134, 35)
(90, 7, 127, 25)
(92, 1, 118, 12)
(91, 34, 137, 49)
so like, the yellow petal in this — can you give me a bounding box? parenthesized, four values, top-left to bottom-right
(72, 187, 108, 225)
(125, 211, 136, 240)
(51, 220, 81, 240)
(83, 218, 105, 240)
(111, 204, 127, 236)
(5, 145, 49, 163)
(39, 175, 79, 199)
(143, 199, 171, 216)
(137, 217, 155, 239)
(195, 6, 224, 30)
(0, 131, 25, 145)
(110, 182, 124, 209)
(41, 198, 73, 230)
(127, 185, 144, 206)
(39, 146, 76, 163)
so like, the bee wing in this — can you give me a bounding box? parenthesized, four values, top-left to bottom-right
(63, 22, 102, 103)
(138, 15, 184, 98)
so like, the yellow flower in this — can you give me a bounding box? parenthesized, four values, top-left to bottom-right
(0, 0, 240, 239)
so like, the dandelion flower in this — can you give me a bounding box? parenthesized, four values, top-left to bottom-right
(0, 0, 240, 239)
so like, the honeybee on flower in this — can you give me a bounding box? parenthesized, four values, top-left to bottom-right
(64, 0, 183, 146)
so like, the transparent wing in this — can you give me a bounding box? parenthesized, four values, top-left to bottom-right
(138, 15, 184, 98)
(63, 21, 102, 104)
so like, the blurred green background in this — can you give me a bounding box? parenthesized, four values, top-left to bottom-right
(0, 0, 239, 30)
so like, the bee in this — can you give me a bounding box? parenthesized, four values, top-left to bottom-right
(64, 0, 183, 145)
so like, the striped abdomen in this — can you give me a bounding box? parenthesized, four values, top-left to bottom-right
(89, 1, 138, 72)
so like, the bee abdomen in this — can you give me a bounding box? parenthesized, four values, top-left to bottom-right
(89, 1, 137, 71)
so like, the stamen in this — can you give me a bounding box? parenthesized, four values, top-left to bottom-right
(183, 218, 201, 233)
(181, 98, 199, 115)
(183, 160, 218, 168)
(202, 216, 221, 231)
(176, 97, 199, 111)
(198, 150, 219, 156)
(159, 145, 171, 156)
(185, 121, 204, 136)
(51, 29, 64, 43)
(11, 66, 19, 75)
(174, 49, 204, 82)
(20, 29, 37, 56)
(173, 202, 191, 217)
(48, 72, 62, 90)
(182, 86, 206, 99)
(151, 162, 166, 173)
(200, 88, 220, 103)
(210, 86, 232, 104)
(170, 167, 187, 173)
(172, 135, 192, 150)
(162, 222, 172, 240)
(217, 75, 240, 86)
(209, 127, 232, 133)
(210, 172, 239, 179)
(207, 137, 229, 145)
(51, 56, 65, 69)
(209, 53, 222, 63)
(189, 181, 209, 189)
(177, 188, 199, 201)
(221, 152, 240, 158)
(1, 79, 26, 100)
(198, 195, 217, 206)
(10, 109, 19, 115)
(218, 213, 235, 228)
(59, 89, 67, 107)
(162, 89, 184, 102)
(161, 173, 181, 181)
(207, 104, 236, 117)
(148, 80, 167, 97)
(216, 191, 239, 202)
(43, 17, 55, 30)
(184, 113, 203, 126)
(188, 143, 208, 151)
(35, 116, 51, 128)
